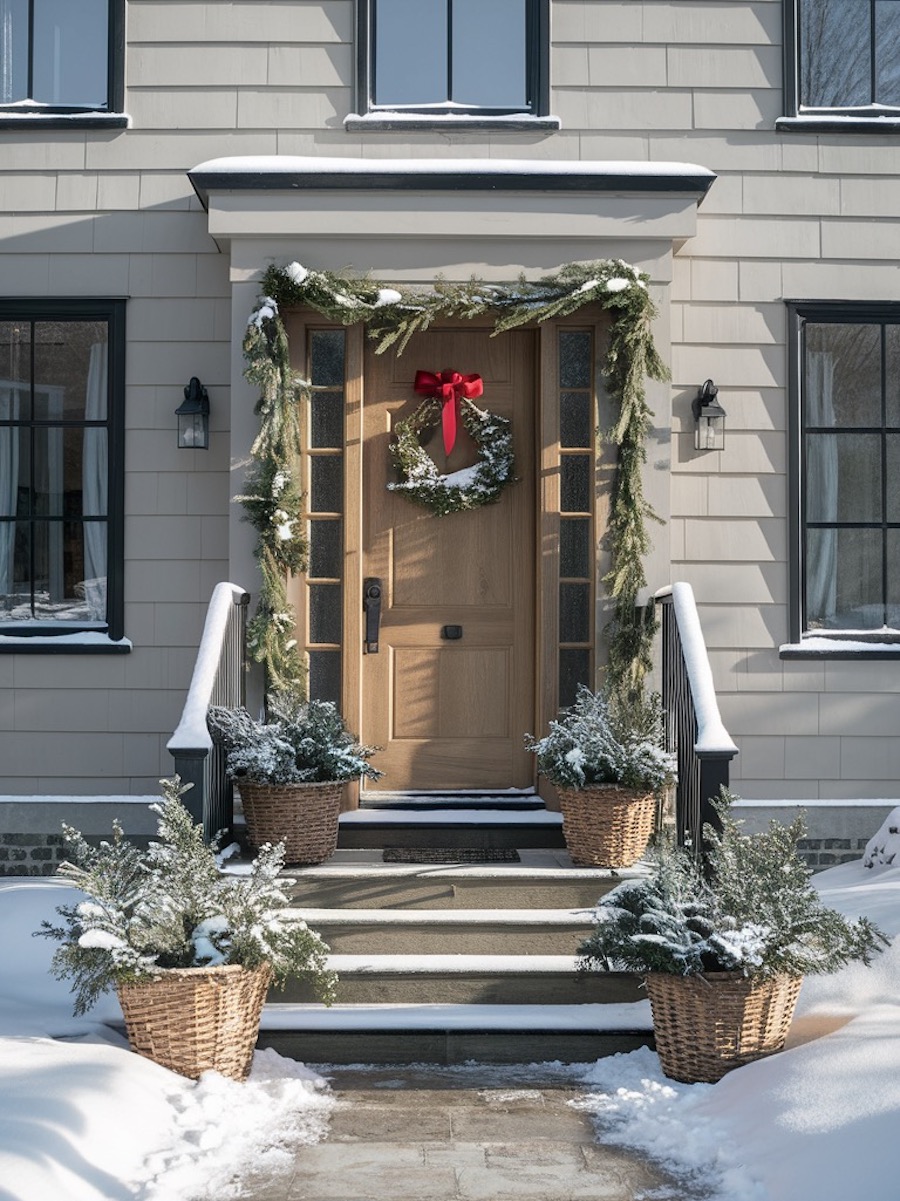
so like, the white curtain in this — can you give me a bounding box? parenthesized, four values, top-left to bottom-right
(82, 344, 107, 620)
(0, 386, 18, 599)
(0, 1, 14, 104)
(805, 350, 838, 626)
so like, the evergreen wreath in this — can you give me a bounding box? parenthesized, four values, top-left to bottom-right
(387, 397, 515, 517)
(243, 259, 669, 697)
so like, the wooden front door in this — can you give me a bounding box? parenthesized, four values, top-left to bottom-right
(360, 328, 536, 791)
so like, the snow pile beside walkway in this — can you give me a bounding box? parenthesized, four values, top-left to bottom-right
(0, 878, 333, 1201)
(575, 857, 900, 1201)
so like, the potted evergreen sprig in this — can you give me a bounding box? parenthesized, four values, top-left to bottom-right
(526, 684, 676, 867)
(208, 690, 382, 864)
(578, 794, 886, 1082)
(38, 776, 337, 1081)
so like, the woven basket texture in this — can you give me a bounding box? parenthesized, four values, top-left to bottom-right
(645, 971, 803, 1083)
(237, 780, 343, 864)
(557, 784, 656, 867)
(117, 962, 272, 1081)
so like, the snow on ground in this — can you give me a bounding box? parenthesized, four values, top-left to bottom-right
(574, 855, 900, 1201)
(0, 878, 334, 1201)
(2, 853, 900, 1200)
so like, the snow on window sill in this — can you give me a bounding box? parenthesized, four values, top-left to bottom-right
(0, 110, 130, 130)
(780, 635, 900, 659)
(344, 111, 561, 133)
(777, 114, 900, 135)
(0, 631, 132, 654)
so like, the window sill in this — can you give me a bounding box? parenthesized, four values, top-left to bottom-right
(0, 632, 132, 654)
(344, 112, 561, 133)
(776, 114, 900, 135)
(780, 636, 900, 659)
(0, 110, 130, 130)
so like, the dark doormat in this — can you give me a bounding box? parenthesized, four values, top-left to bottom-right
(382, 847, 522, 864)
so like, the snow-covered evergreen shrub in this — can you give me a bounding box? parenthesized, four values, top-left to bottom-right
(578, 794, 886, 979)
(208, 692, 382, 785)
(38, 777, 338, 1016)
(525, 685, 677, 793)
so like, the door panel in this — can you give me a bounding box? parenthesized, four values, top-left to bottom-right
(361, 327, 536, 791)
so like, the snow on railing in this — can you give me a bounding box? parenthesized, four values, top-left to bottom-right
(655, 583, 738, 853)
(167, 582, 249, 837)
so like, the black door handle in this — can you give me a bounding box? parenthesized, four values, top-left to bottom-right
(363, 578, 382, 653)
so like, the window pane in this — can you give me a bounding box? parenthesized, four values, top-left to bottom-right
(310, 456, 343, 513)
(309, 583, 341, 645)
(452, 0, 527, 108)
(32, 0, 108, 107)
(559, 582, 591, 643)
(0, 0, 29, 103)
(560, 517, 590, 578)
(886, 529, 900, 628)
(373, 0, 447, 105)
(561, 454, 591, 513)
(0, 518, 30, 617)
(0, 321, 32, 420)
(308, 650, 342, 706)
(309, 519, 342, 579)
(311, 391, 343, 449)
(559, 648, 590, 710)
(806, 433, 881, 522)
(310, 330, 345, 387)
(560, 391, 592, 448)
(887, 435, 900, 520)
(806, 527, 883, 629)
(33, 322, 108, 420)
(559, 331, 592, 389)
(875, 1, 900, 106)
(887, 326, 900, 426)
(800, 0, 870, 108)
(806, 324, 881, 427)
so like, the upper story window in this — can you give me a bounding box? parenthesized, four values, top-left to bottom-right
(352, 0, 555, 128)
(783, 0, 900, 127)
(789, 303, 900, 644)
(0, 0, 126, 126)
(0, 300, 126, 647)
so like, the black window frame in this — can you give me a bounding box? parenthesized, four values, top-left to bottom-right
(787, 301, 900, 649)
(0, 0, 126, 130)
(355, 0, 551, 123)
(0, 298, 126, 648)
(781, 0, 900, 132)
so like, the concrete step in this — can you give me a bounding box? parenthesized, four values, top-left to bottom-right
(289, 906, 596, 955)
(257, 1000, 653, 1065)
(282, 850, 640, 909)
(278, 954, 641, 1006)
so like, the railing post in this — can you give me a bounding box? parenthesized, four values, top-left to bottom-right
(167, 584, 249, 841)
(655, 583, 738, 859)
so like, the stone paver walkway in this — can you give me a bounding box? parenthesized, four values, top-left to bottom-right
(241, 1063, 680, 1201)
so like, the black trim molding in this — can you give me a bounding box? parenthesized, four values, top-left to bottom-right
(188, 160, 717, 210)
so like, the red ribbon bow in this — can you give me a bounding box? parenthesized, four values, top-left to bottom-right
(414, 369, 484, 456)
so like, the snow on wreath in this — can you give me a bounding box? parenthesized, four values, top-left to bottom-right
(387, 396, 516, 517)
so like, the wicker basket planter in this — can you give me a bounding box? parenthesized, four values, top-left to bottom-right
(237, 779, 344, 864)
(116, 962, 272, 1082)
(645, 971, 803, 1084)
(556, 784, 656, 867)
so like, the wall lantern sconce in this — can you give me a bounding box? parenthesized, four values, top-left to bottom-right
(175, 377, 210, 449)
(692, 379, 726, 451)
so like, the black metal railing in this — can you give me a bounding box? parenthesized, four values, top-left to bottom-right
(167, 583, 250, 839)
(656, 583, 738, 855)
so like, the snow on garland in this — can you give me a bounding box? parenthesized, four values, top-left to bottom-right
(242, 259, 669, 697)
(387, 397, 516, 516)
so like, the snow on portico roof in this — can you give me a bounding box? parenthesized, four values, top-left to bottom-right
(188, 155, 717, 209)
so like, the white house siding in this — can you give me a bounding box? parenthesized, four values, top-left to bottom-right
(0, 0, 898, 802)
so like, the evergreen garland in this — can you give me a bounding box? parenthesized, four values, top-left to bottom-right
(243, 259, 669, 695)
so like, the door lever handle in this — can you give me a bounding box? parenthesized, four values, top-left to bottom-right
(363, 578, 382, 653)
